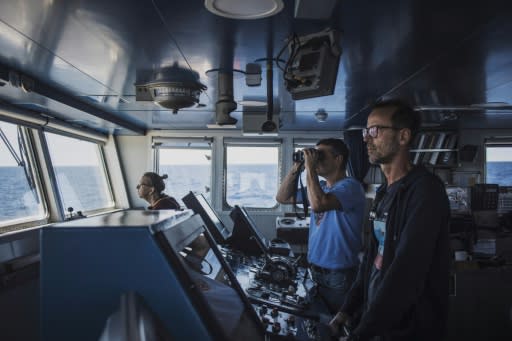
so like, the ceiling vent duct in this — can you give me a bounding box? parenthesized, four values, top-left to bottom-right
(135, 62, 206, 113)
(215, 71, 238, 125)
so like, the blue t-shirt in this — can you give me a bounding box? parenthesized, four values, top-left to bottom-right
(299, 177, 365, 269)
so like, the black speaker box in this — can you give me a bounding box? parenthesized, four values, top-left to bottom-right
(459, 145, 478, 162)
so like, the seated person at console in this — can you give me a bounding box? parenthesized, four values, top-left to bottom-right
(276, 138, 366, 314)
(137, 172, 210, 263)
(137, 172, 180, 210)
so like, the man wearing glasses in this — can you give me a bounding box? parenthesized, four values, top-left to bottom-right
(276, 138, 366, 315)
(329, 99, 450, 340)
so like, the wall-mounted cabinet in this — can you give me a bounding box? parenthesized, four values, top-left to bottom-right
(411, 132, 458, 167)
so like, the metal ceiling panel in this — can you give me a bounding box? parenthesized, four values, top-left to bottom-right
(0, 0, 511, 134)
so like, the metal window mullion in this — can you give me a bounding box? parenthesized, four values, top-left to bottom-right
(223, 137, 281, 147)
(152, 137, 213, 148)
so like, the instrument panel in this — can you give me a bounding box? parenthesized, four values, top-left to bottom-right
(219, 246, 330, 340)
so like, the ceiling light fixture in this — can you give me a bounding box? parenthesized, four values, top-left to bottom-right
(135, 62, 206, 114)
(204, 0, 284, 20)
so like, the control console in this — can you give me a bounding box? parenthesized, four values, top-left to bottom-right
(252, 303, 326, 340)
(276, 217, 309, 246)
(276, 217, 310, 229)
(257, 255, 298, 286)
(218, 246, 330, 340)
(221, 247, 312, 313)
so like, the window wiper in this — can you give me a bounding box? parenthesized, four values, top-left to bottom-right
(17, 126, 37, 194)
(0, 126, 23, 166)
(0, 126, 38, 201)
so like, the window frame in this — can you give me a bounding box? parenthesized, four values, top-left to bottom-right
(43, 130, 116, 217)
(153, 137, 214, 205)
(223, 138, 282, 210)
(484, 138, 512, 186)
(0, 120, 49, 232)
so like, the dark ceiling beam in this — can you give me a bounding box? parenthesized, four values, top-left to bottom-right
(0, 62, 146, 135)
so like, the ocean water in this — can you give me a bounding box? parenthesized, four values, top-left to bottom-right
(0, 166, 45, 221)
(0, 166, 112, 222)
(486, 161, 512, 186)
(5, 162, 507, 222)
(53, 166, 114, 212)
(1, 164, 279, 222)
(160, 164, 278, 207)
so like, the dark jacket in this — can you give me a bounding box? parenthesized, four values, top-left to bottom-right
(148, 195, 180, 210)
(342, 165, 450, 341)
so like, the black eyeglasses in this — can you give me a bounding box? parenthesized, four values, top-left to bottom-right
(362, 125, 400, 139)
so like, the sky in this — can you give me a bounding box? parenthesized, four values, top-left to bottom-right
(1, 121, 99, 166)
(45, 132, 99, 166)
(3, 119, 512, 166)
(226, 147, 278, 164)
(2, 123, 279, 167)
(487, 147, 512, 162)
(160, 149, 211, 165)
(160, 146, 278, 165)
(0, 121, 21, 166)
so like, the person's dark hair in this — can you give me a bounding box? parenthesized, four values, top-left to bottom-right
(143, 172, 168, 194)
(316, 138, 350, 169)
(372, 99, 421, 144)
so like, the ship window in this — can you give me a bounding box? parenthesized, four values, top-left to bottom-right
(485, 143, 512, 186)
(0, 121, 47, 230)
(224, 141, 280, 209)
(45, 132, 114, 215)
(155, 138, 213, 205)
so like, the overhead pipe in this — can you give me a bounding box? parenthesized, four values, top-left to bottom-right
(214, 24, 238, 126)
(261, 21, 277, 133)
(215, 71, 238, 125)
(261, 59, 277, 132)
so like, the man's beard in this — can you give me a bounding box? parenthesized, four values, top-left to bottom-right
(368, 140, 400, 165)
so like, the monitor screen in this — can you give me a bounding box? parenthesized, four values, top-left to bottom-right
(446, 186, 471, 213)
(154, 215, 264, 341)
(229, 205, 268, 255)
(182, 192, 231, 244)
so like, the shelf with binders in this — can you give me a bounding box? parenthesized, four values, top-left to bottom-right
(410, 131, 458, 167)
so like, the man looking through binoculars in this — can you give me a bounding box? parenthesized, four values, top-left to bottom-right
(276, 138, 366, 315)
